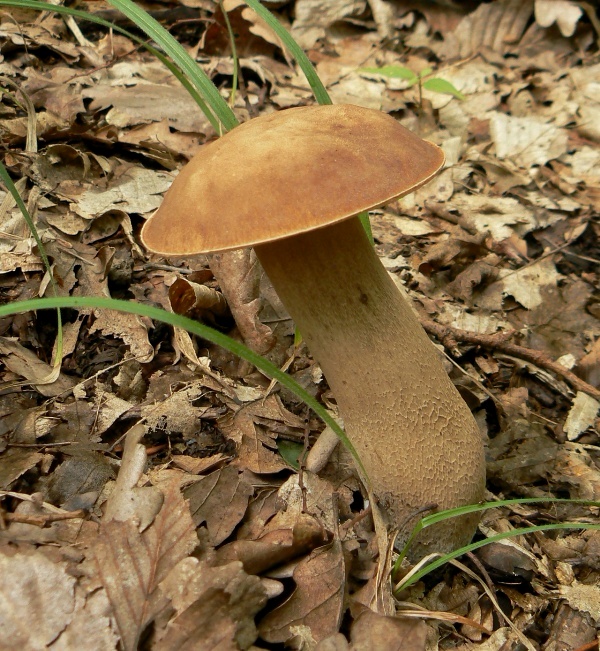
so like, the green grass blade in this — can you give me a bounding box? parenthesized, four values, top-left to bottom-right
(0, 296, 365, 474)
(395, 521, 600, 592)
(0, 160, 63, 379)
(220, 1, 239, 108)
(394, 496, 600, 571)
(106, 0, 237, 131)
(243, 0, 331, 105)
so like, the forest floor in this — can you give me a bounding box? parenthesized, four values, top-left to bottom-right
(0, 0, 599, 649)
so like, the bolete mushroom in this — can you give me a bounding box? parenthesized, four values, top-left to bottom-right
(141, 104, 485, 556)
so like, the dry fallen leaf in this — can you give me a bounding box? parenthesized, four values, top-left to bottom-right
(441, 0, 533, 58)
(558, 582, 600, 622)
(0, 337, 76, 396)
(155, 556, 267, 651)
(208, 249, 275, 356)
(185, 465, 254, 546)
(259, 538, 345, 644)
(0, 550, 75, 650)
(534, 0, 583, 37)
(216, 512, 329, 575)
(219, 395, 301, 474)
(349, 609, 427, 651)
(489, 113, 569, 169)
(94, 479, 198, 651)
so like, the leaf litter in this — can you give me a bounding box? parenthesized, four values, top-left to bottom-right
(0, 0, 599, 649)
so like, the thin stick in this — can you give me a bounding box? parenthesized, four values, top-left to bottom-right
(422, 319, 600, 400)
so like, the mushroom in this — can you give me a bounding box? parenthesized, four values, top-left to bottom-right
(141, 104, 485, 556)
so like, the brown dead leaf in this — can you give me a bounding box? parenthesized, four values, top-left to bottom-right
(577, 337, 600, 388)
(564, 392, 600, 441)
(0, 549, 75, 650)
(142, 378, 226, 439)
(185, 465, 254, 546)
(46, 451, 114, 509)
(220, 396, 297, 474)
(259, 537, 345, 644)
(493, 257, 562, 311)
(487, 420, 559, 488)
(119, 119, 203, 163)
(291, 0, 367, 48)
(0, 449, 44, 490)
(71, 167, 172, 220)
(169, 276, 230, 323)
(0, 251, 43, 274)
(88, 309, 154, 364)
(0, 336, 76, 396)
(216, 512, 329, 575)
(489, 112, 569, 169)
(170, 453, 229, 475)
(446, 261, 499, 302)
(94, 479, 198, 651)
(1, 22, 81, 61)
(85, 82, 212, 134)
(544, 601, 597, 651)
(557, 582, 600, 622)
(349, 609, 427, 651)
(554, 443, 600, 500)
(208, 249, 275, 356)
(441, 0, 533, 59)
(24, 66, 87, 125)
(155, 557, 267, 651)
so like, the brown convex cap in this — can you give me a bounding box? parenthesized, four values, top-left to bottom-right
(141, 104, 445, 255)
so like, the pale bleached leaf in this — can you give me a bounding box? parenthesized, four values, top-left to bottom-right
(0, 551, 75, 650)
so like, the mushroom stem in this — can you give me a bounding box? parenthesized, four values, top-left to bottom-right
(255, 216, 485, 557)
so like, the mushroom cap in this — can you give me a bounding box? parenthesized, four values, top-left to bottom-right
(141, 104, 444, 255)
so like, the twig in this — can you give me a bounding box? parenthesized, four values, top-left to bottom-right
(1, 510, 87, 527)
(421, 319, 600, 401)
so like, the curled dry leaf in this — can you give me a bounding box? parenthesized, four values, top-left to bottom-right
(169, 276, 229, 319)
(0, 336, 76, 396)
(208, 249, 276, 356)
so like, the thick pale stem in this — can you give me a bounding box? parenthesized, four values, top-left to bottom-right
(256, 216, 485, 556)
